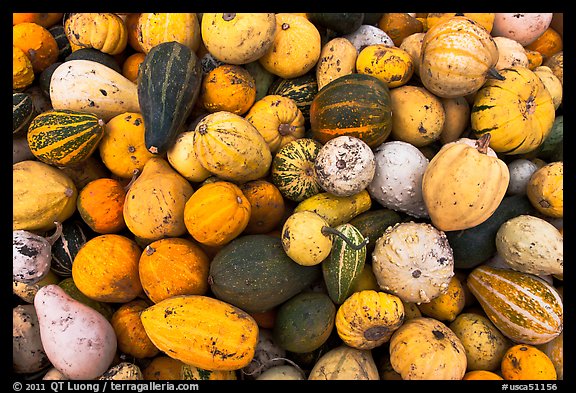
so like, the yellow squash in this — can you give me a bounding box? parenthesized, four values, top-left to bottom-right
(64, 13, 127, 55)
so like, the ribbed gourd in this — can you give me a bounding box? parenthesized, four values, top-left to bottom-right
(138, 41, 202, 155)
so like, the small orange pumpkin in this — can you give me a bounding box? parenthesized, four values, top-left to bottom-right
(77, 177, 127, 234)
(200, 64, 257, 115)
(122, 52, 146, 83)
(13, 22, 59, 73)
(138, 237, 210, 304)
(239, 179, 286, 234)
(184, 181, 252, 247)
(501, 344, 557, 380)
(72, 234, 143, 303)
(111, 299, 160, 359)
(377, 13, 423, 46)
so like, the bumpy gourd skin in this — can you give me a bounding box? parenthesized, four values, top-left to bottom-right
(65, 13, 127, 55)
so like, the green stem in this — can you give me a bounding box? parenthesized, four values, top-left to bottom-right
(321, 226, 369, 250)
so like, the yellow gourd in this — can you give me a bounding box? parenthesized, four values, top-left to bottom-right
(526, 161, 563, 218)
(421, 135, 510, 231)
(356, 45, 414, 88)
(501, 344, 557, 380)
(136, 13, 200, 54)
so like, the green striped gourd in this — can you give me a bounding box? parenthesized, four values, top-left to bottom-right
(271, 138, 323, 202)
(13, 92, 36, 134)
(322, 223, 367, 304)
(50, 219, 92, 278)
(138, 41, 202, 155)
(268, 72, 318, 121)
(467, 265, 563, 345)
(27, 110, 105, 167)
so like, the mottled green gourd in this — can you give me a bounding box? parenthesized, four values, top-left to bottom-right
(138, 41, 202, 155)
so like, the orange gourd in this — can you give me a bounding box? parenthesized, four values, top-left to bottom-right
(501, 344, 557, 380)
(524, 27, 563, 60)
(111, 299, 160, 359)
(184, 181, 252, 247)
(13, 45, 35, 90)
(526, 162, 563, 218)
(200, 64, 257, 115)
(13, 13, 63, 28)
(72, 234, 143, 303)
(77, 177, 127, 234)
(377, 13, 423, 46)
(462, 370, 503, 380)
(122, 52, 145, 83)
(13, 22, 59, 73)
(138, 237, 210, 304)
(124, 13, 143, 52)
(239, 179, 286, 234)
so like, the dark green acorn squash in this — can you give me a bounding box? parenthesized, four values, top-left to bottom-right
(208, 234, 321, 313)
(27, 109, 105, 167)
(65, 48, 121, 73)
(309, 73, 393, 148)
(273, 291, 336, 353)
(48, 24, 72, 60)
(306, 13, 365, 35)
(13, 92, 36, 135)
(138, 41, 202, 155)
(446, 194, 537, 269)
(268, 72, 318, 121)
(50, 218, 92, 277)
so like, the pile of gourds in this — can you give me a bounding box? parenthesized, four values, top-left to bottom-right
(13, 12, 563, 381)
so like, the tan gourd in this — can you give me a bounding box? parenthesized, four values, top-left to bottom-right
(136, 13, 201, 54)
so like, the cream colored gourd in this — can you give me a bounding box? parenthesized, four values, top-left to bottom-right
(316, 37, 357, 90)
(308, 345, 379, 380)
(493, 36, 529, 70)
(422, 135, 510, 231)
(50, 60, 139, 121)
(123, 158, 194, 243)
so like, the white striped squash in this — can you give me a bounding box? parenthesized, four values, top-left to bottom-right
(467, 265, 563, 345)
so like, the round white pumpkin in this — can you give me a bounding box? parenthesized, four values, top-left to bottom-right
(367, 141, 429, 218)
(492, 13, 553, 46)
(343, 25, 394, 53)
(314, 136, 375, 197)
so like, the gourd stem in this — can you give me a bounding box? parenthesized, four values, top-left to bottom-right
(278, 123, 296, 136)
(124, 168, 140, 191)
(46, 221, 63, 246)
(475, 133, 491, 155)
(487, 67, 505, 81)
(321, 226, 369, 250)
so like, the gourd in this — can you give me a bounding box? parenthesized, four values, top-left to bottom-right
(13, 13, 63, 28)
(64, 13, 127, 55)
(110, 300, 160, 359)
(281, 211, 369, 266)
(143, 356, 237, 380)
(372, 221, 454, 304)
(322, 223, 367, 304)
(314, 136, 375, 197)
(543, 51, 563, 85)
(167, 131, 212, 183)
(201, 13, 276, 65)
(13, 92, 36, 134)
(439, 96, 470, 144)
(271, 138, 323, 202)
(377, 13, 424, 46)
(506, 159, 539, 196)
(343, 25, 394, 53)
(136, 13, 201, 53)
(537, 332, 563, 380)
(242, 329, 286, 379)
(99, 362, 143, 380)
(13, 304, 50, 374)
(533, 66, 563, 110)
(356, 44, 414, 88)
(348, 208, 403, 256)
(239, 180, 286, 235)
(491, 13, 553, 46)
(419, 16, 501, 98)
(13, 222, 62, 285)
(65, 47, 122, 73)
(273, 292, 336, 353)
(308, 345, 380, 380)
(121, 52, 146, 83)
(368, 141, 429, 218)
(449, 312, 511, 372)
(256, 365, 305, 380)
(208, 234, 321, 313)
(199, 64, 257, 115)
(525, 27, 563, 60)
(193, 111, 272, 183)
(316, 37, 357, 90)
(13, 160, 77, 232)
(259, 13, 321, 79)
(501, 344, 557, 380)
(140, 295, 259, 371)
(139, 237, 209, 303)
(267, 72, 318, 122)
(462, 370, 503, 380)
(50, 60, 140, 121)
(13, 22, 59, 73)
(307, 13, 365, 35)
(184, 181, 251, 247)
(244, 60, 276, 101)
(123, 157, 194, 243)
(426, 13, 495, 33)
(309, 73, 393, 148)
(422, 135, 510, 231)
(245, 94, 305, 154)
(50, 219, 91, 277)
(335, 290, 405, 350)
(526, 161, 564, 218)
(495, 215, 563, 277)
(13, 45, 35, 90)
(493, 37, 529, 70)
(57, 278, 115, 321)
(471, 66, 555, 155)
(77, 178, 126, 234)
(467, 265, 563, 345)
(138, 41, 202, 155)
(99, 112, 156, 179)
(48, 24, 71, 59)
(72, 234, 143, 303)
(27, 109, 105, 167)
(294, 190, 372, 227)
(389, 317, 467, 380)
(34, 284, 117, 380)
(13, 271, 60, 304)
(389, 85, 445, 147)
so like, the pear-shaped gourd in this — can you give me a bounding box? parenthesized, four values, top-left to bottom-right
(34, 284, 117, 380)
(123, 157, 194, 243)
(13, 222, 62, 284)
